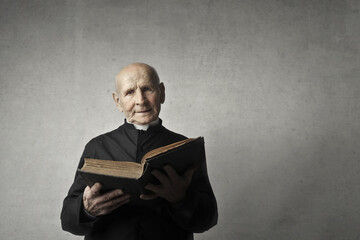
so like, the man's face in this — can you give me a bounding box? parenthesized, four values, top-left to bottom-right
(113, 66, 165, 125)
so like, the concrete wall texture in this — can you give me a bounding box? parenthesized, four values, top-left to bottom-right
(1, 0, 359, 239)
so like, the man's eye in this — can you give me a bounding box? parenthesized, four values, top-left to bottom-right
(125, 90, 134, 95)
(142, 87, 151, 92)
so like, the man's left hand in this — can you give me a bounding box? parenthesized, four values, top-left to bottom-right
(140, 165, 196, 204)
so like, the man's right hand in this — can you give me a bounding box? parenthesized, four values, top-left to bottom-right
(83, 183, 131, 217)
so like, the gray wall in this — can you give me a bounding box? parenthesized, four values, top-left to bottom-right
(1, 0, 359, 239)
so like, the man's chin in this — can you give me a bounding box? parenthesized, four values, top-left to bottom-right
(130, 116, 158, 125)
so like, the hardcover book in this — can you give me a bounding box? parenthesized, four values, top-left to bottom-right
(78, 137, 205, 199)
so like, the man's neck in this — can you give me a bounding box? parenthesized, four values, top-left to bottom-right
(127, 118, 160, 131)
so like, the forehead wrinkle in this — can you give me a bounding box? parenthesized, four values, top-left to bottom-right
(115, 63, 159, 93)
(118, 74, 157, 95)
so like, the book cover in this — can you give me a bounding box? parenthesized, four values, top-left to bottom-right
(78, 137, 206, 198)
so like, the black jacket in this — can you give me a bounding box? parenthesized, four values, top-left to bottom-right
(61, 120, 218, 240)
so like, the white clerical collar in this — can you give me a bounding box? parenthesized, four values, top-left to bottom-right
(127, 118, 160, 131)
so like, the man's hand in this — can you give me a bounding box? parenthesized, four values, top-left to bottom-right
(140, 165, 196, 204)
(83, 183, 131, 217)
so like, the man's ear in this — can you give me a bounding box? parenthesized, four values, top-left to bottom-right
(159, 82, 165, 104)
(112, 92, 123, 112)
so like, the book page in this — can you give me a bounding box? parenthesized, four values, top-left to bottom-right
(82, 158, 143, 179)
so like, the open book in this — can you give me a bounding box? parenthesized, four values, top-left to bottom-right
(78, 137, 205, 198)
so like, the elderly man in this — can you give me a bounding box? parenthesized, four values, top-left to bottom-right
(61, 63, 218, 240)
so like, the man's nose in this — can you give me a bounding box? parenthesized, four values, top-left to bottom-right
(135, 89, 146, 104)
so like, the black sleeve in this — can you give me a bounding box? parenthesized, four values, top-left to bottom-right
(166, 159, 218, 233)
(60, 140, 100, 235)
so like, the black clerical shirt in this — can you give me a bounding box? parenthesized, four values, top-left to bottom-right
(61, 119, 218, 240)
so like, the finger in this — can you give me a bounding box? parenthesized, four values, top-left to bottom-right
(144, 183, 162, 193)
(140, 192, 158, 201)
(99, 193, 131, 209)
(90, 183, 103, 196)
(184, 166, 197, 183)
(108, 188, 125, 196)
(163, 165, 179, 182)
(83, 186, 92, 207)
(84, 186, 91, 195)
(96, 197, 131, 216)
(151, 169, 170, 186)
(99, 189, 127, 204)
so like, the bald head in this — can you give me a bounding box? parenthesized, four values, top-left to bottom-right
(115, 63, 160, 93)
(112, 63, 165, 125)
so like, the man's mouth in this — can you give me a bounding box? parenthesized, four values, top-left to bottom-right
(136, 109, 151, 113)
